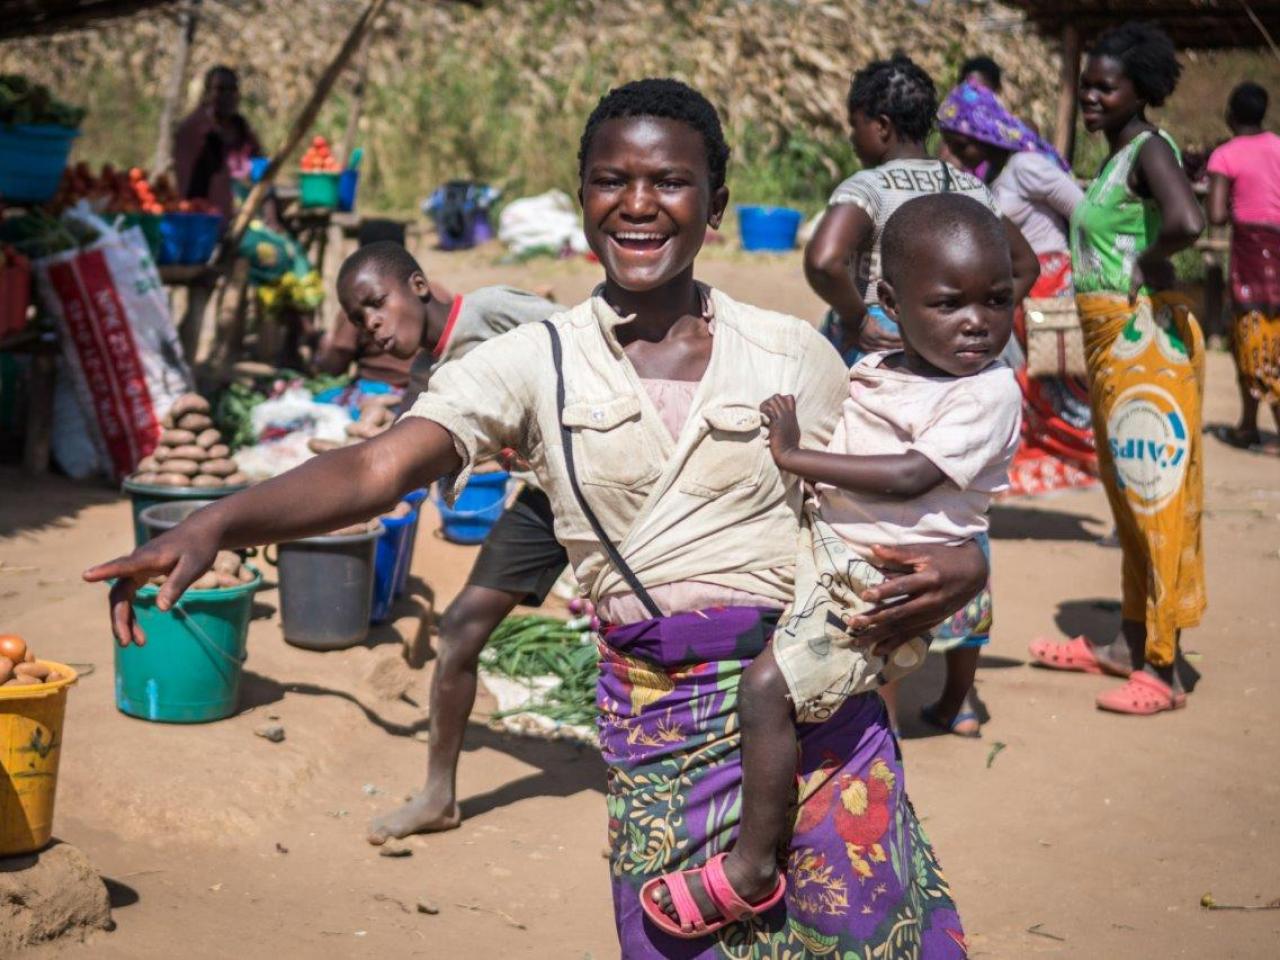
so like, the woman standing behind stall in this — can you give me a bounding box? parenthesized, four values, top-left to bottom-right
(1207, 82, 1280, 454)
(1029, 23, 1206, 716)
(938, 83, 1096, 496)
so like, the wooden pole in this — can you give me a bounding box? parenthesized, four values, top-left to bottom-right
(152, 0, 201, 176)
(1054, 23, 1081, 168)
(215, 0, 389, 264)
(1240, 0, 1280, 60)
(340, 37, 371, 168)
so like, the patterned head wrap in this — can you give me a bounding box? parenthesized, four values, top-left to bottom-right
(938, 82, 1071, 172)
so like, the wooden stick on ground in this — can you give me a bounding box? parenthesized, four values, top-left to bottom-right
(214, 0, 389, 264)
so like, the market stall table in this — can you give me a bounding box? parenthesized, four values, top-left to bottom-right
(0, 325, 57, 474)
(158, 261, 229, 364)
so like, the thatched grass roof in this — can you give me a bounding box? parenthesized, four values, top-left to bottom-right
(1006, 0, 1280, 49)
(0, 0, 179, 40)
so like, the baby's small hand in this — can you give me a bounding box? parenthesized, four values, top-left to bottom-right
(759, 394, 801, 463)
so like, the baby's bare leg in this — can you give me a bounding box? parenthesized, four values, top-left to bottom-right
(650, 646, 796, 925)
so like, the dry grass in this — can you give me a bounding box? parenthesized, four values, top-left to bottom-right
(2, 1, 1275, 214)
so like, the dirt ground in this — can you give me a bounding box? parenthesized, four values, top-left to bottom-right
(2, 249, 1278, 959)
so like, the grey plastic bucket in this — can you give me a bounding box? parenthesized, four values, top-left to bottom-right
(138, 500, 217, 542)
(269, 523, 383, 650)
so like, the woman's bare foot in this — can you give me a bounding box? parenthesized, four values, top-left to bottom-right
(367, 790, 461, 845)
(648, 850, 777, 928)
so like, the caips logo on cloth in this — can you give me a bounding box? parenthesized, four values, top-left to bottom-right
(1106, 383, 1189, 514)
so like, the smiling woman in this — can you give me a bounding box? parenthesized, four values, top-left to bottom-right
(1031, 22, 1208, 717)
(84, 77, 985, 959)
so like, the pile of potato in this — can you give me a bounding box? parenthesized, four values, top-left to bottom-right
(308, 395, 400, 455)
(149, 550, 257, 590)
(132, 393, 248, 488)
(0, 634, 66, 687)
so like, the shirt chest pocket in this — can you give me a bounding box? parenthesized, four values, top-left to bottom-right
(678, 404, 771, 498)
(562, 395, 661, 490)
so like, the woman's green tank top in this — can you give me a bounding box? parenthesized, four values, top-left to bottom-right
(1070, 130, 1182, 295)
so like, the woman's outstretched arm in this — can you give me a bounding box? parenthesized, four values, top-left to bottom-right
(85, 418, 460, 645)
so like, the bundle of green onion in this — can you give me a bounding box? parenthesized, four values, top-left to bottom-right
(481, 614, 598, 726)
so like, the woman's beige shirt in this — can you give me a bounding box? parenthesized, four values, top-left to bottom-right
(404, 288, 848, 607)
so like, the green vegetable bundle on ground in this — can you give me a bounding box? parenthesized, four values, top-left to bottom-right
(480, 614, 597, 727)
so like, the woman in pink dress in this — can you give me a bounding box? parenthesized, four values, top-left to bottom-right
(1207, 81, 1280, 455)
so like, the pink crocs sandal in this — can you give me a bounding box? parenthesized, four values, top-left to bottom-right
(1096, 671, 1186, 716)
(640, 853, 786, 940)
(1028, 635, 1131, 677)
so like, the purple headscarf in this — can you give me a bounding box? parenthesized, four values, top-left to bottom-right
(938, 82, 1071, 172)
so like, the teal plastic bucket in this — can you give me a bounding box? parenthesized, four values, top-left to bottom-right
(299, 172, 341, 208)
(435, 471, 508, 545)
(115, 567, 261, 723)
(0, 124, 79, 203)
(123, 477, 248, 547)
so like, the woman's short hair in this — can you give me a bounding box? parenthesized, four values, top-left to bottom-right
(847, 54, 938, 144)
(578, 78, 730, 192)
(1229, 81, 1269, 126)
(1089, 22, 1182, 108)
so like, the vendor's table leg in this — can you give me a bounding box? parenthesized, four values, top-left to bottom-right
(205, 258, 253, 383)
(22, 353, 54, 475)
(178, 279, 216, 367)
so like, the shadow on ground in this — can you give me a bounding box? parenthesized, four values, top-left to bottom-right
(0, 468, 120, 539)
(989, 503, 1105, 542)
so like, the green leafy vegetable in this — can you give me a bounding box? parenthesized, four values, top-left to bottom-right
(481, 614, 598, 726)
(0, 74, 85, 128)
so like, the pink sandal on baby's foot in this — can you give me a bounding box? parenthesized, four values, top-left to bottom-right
(1096, 671, 1186, 716)
(639, 853, 786, 939)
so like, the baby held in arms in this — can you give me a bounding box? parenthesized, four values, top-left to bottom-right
(645, 192, 1023, 935)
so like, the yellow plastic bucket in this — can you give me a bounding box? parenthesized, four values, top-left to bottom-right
(0, 662, 77, 856)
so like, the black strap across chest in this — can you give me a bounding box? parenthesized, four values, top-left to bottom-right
(542, 320, 661, 619)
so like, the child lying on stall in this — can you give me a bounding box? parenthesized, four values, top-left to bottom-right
(644, 192, 1022, 934)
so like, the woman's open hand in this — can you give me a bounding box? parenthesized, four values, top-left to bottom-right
(843, 540, 988, 654)
(759, 394, 802, 465)
(82, 513, 222, 647)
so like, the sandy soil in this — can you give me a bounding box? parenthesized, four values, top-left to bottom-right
(2, 249, 1278, 959)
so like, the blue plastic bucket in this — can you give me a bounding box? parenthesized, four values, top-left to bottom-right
(371, 510, 417, 623)
(116, 567, 261, 723)
(159, 212, 223, 264)
(395, 489, 428, 598)
(184, 213, 223, 262)
(436, 471, 508, 545)
(737, 205, 803, 252)
(0, 124, 79, 204)
(338, 169, 359, 212)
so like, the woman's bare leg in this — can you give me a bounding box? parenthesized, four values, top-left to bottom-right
(651, 648, 794, 923)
